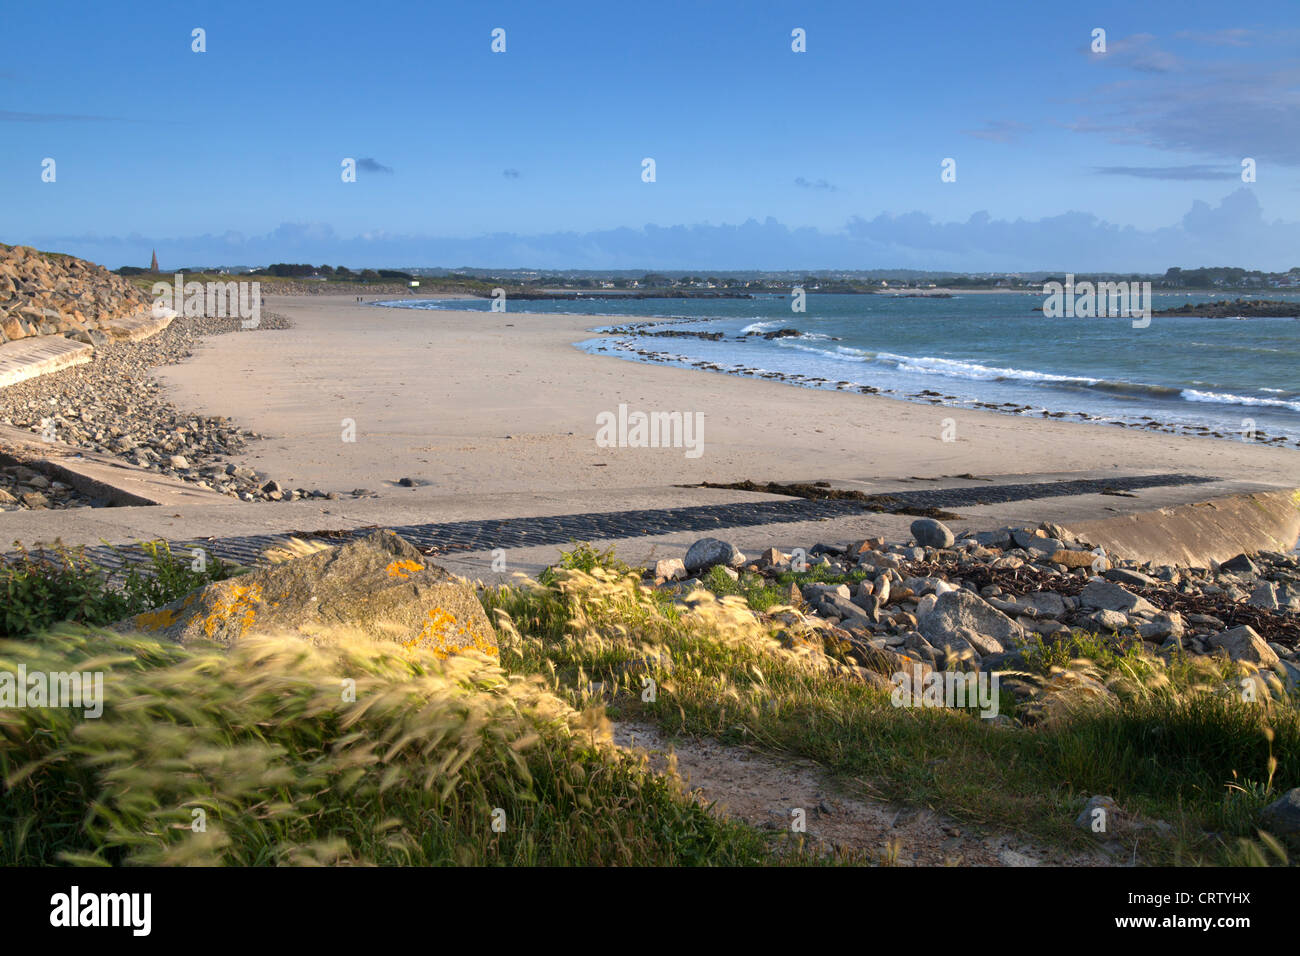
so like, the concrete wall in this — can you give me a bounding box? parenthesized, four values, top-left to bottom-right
(1074, 489, 1300, 568)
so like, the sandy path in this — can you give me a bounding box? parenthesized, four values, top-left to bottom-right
(613, 722, 1114, 866)
(152, 294, 1300, 498)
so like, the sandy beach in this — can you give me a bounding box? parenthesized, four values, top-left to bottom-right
(152, 293, 1300, 498)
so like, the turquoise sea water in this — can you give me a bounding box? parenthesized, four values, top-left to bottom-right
(376, 292, 1300, 446)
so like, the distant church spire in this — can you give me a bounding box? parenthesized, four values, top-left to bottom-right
(150, 249, 159, 272)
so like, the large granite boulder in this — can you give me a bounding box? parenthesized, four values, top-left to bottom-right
(909, 518, 954, 549)
(1205, 625, 1280, 669)
(1078, 580, 1158, 616)
(918, 589, 1024, 654)
(119, 530, 497, 658)
(683, 537, 745, 572)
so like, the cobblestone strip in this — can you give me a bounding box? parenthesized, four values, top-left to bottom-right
(19, 472, 1218, 573)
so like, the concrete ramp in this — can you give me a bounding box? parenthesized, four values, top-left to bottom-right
(102, 310, 174, 342)
(0, 423, 228, 507)
(0, 336, 92, 387)
(1075, 489, 1300, 567)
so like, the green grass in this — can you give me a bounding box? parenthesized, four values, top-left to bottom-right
(0, 541, 237, 640)
(772, 564, 872, 588)
(537, 541, 639, 587)
(0, 626, 828, 866)
(696, 565, 787, 612)
(483, 550, 1299, 866)
(2, 539, 1293, 866)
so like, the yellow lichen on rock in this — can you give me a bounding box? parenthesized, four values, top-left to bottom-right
(133, 607, 178, 631)
(409, 606, 499, 659)
(201, 582, 264, 639)
(113, 531, 497, 659)
(386, 559, 424, 580)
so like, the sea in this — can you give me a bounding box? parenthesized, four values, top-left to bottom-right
(375, 292, 1300, 447)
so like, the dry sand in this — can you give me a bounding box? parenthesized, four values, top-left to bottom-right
(152, 293, 1299, 498)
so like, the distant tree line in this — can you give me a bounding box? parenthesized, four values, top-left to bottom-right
(246, 264, 413, 280)
(1160, 266, 1300, 288)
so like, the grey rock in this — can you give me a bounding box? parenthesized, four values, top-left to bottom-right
(1103, 568, 1156, 587)
(1075, 795, 1121, 834)
(988, 595, 1033, 618)
(1218, 553, 1259, 576)
(972, 529, 1012, 549)
(71, 328, 112, 347)
(1158, 634, 1184, 653)
(1010, 529, 1041, 551)
(818, 593, 868, 622)
(683, 537, 745, 572)
(1024, 617, 1069, 637)
(918, 589, 1024, 652)
(915, 593, 938, 620)
(1247, 582, 1279, 610)
(1206, 625, 1281, 668)
(903, 631, 935, 654)
(1025, 537, 1065, 556)
(979, 648, 1031, 672)
(1089, 609, 1129, 633)
(874, 575, 892, 605)
(1259, 789, 1300, 836)
(116, 530, 495, 655)
(1138, 613, 1184, 642)
(1078, 580, 1157, 615)
(1020, 591, 1069, 618)
(849, 592, 881, 621)
(857, 550, 904, 570)
(910, 518, 955, 549)
(805, 582, 851, 601)
(1012, 529, 1063, 555)
(925, 629, 983, 662)
(957, 627, 1005, 656)
(1281, 660, 1300, 692)
(654, 558, 686, 581)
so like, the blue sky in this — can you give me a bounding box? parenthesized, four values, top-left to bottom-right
(3, 0, 1298, 271)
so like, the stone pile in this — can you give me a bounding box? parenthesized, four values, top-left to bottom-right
(0, 462, 97, 510)
(0, 313, 339, 508)
(0, 244, 150, 343)
(652, 518, 1300, 691)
